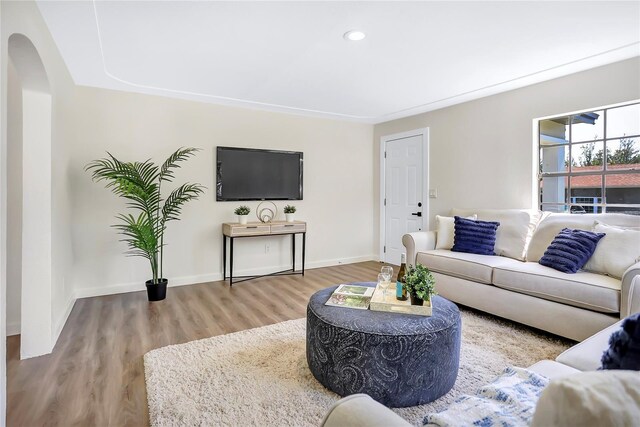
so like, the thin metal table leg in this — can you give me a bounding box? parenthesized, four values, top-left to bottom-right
(302, 232, 306, 276)
(223, 235, 227, 280)
(230, 237, 234, 286)
(292, 233, 296, 272)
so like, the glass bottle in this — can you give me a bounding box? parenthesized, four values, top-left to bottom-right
(396, 253, 407, 301)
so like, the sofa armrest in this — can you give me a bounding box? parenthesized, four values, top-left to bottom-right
(555, 320, 622, 371)
(621, 263, 640, 318)
(321, 394, 411, 427)
(402, 231, 436, 267)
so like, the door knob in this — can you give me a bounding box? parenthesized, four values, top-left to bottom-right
(411, 212, 422, 217)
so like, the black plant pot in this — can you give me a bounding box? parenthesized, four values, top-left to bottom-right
(410, 294, 424, 306)
(146, 279, 168, 302)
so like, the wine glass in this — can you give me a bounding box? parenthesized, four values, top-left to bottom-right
(381, 266, 394, 281)
(377, 273, 391, 300)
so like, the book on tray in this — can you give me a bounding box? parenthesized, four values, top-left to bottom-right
(325, 284, 374, 310)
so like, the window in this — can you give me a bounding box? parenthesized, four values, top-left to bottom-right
(538, 101, 640, 215)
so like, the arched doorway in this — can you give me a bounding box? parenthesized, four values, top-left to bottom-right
(7, 33, 53, 359)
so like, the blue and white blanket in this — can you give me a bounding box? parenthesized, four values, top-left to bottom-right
(423, 367, 548, 427)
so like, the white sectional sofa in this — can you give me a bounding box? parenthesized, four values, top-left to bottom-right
(321, 304, 638, 427)
(402, 209, 640, 341)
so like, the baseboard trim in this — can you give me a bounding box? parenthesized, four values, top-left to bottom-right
(52, 295, 77, 345)
(6, 321, 21, 337)
(304, 254, 377, 270)
(6, 300, 76, 344)
(74, 254, 377, 299)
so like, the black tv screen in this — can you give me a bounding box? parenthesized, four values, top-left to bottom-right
(216, 147, 303, 201)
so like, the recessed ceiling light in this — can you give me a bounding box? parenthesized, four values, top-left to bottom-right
(343, 30, 366, 41)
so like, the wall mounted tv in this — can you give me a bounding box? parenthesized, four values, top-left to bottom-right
(216, 146, 303, 201)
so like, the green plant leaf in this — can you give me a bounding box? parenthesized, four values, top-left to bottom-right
(162, 183, 206, 223)
(159, 147, 200, 183)
(403, 263, 437, 300)
(234, 205, 250, 215)
(86, 148, 205, 283)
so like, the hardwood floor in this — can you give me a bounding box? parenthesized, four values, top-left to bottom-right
(6, 261, 387, 426)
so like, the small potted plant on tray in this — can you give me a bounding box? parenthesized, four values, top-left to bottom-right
(403, 263, 437, 306)
(284, 205, 296, 222)
(235, 205, 250, 224)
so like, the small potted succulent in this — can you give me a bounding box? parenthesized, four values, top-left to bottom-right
(235, 205, 250, 224)
(403, 263, 437, 306)
(284, 205, 296, 222)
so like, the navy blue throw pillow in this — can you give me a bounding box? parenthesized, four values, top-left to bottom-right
(451, 216, 500, 256)
(601, 313, 640, 370)
(538, 228, 605, 273)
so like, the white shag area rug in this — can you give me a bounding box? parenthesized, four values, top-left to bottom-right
(144, 310, 571, 426)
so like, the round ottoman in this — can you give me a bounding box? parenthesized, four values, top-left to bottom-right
(306, 282, 461, 408)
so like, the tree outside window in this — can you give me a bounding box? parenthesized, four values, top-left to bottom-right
(538, 102, 640, 215)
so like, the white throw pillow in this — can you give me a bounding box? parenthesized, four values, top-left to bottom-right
(435, 214, 477, 250)
(583, 221, 640, 279)
(528, 213, 640, 262)
(531, 370, 640, 427)
(453, 208, 542, 261)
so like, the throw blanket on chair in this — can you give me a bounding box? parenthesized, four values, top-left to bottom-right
(423, 367, 548, 427)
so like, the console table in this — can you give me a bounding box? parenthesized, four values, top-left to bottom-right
(222, 221, 306, 285)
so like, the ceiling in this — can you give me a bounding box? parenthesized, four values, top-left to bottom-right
(36, 1, 640, 123)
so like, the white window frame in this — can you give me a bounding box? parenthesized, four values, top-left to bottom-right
(535, 100, 640, 214)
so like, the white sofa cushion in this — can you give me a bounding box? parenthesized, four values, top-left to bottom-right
(555, 320, 622, 371)
(417, 249, 519, 285)
(531, 371, 640, 427)
(493, 262, 621, 313)
(583, 222, 640, 279)
(435, 214, 477, 250)
(452, 208, 541, 261)
(527, 213, 640, 262)
(321, 394, 411, 427)
(527, 360, 581, 380)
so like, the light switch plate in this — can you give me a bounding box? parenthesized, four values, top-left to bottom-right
(429, 188, 438, 198)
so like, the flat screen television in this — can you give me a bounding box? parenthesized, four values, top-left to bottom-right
(216, 146, 303, 201)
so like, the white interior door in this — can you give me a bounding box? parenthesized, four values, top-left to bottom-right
(383, 132, 427, 265)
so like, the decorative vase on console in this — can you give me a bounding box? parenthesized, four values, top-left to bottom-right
(235, 205, 250, 225)
(284, 204, 296, 222)
(403, 263, 437, 306)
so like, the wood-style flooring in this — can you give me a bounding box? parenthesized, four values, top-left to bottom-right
(6, 261, 388, 426)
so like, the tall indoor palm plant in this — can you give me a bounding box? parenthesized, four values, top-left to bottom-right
(86, 147, 205, 301)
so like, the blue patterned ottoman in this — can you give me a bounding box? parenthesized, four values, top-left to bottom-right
(306, 282, 461, 408)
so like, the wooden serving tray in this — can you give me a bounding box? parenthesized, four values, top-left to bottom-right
(369, 285, 433, 316)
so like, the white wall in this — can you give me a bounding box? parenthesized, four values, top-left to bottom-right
(373, 57, 640, 244)
(0, 6, 9, 427)
(19, 88, 53, 358)
(1, 1, 76, 357)
(0, 2, 5, 423)
(69, 87, 375, 297)
(6, 59, 22, 336)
